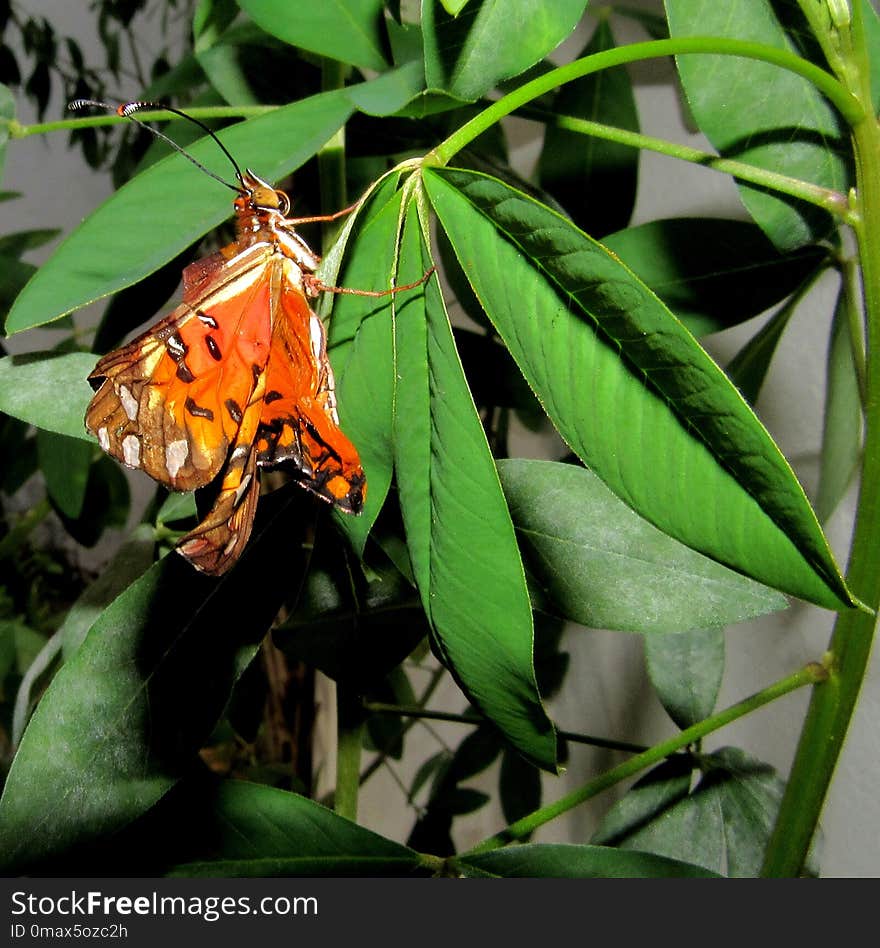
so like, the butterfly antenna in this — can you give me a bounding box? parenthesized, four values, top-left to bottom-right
(68, 98, 244, 194)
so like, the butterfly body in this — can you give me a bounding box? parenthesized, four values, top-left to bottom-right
(86, 170, 365, 575)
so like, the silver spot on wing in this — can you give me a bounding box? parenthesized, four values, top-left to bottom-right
(122, 434, 141, 468)
(165, 438, 189, 479)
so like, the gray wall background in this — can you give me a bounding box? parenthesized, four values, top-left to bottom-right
(3, 0, 877, 876)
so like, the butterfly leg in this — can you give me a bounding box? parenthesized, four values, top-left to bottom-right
(303, 267, 436, 299)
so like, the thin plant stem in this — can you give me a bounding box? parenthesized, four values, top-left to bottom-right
(463, 662, 826, 856)
(515, 105, 851, 221)
(428, 37, 864, 167)
(363, 702, 647, 755)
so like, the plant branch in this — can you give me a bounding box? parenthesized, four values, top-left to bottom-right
(428, 37, 864, 167)
(762, 18, 880, 876)
(364, 702, 647, 754)
(516, 105, 852, 221)
(462, 662, 826, 856)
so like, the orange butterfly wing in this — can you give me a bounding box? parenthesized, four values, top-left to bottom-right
(255, 261, 366, 515)
(86, 244, 274, 492)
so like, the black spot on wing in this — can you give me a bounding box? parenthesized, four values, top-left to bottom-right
(225, 399, 243, 424)
(185, 397, 214, 421)
(205, 335, 222, 361)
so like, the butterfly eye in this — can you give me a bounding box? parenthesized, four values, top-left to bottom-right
(276, 190, 291, 215)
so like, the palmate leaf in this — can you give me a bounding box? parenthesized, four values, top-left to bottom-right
(592, 748, 799, 877)
(392, 199, 556, 771)
(0, 487, 314, 873)
(167, 779, 423, 877)
(424, 167, 855, 611)
(5, 90, 356, 333)
(499, 459, 787, 633)
(458, 843, 720, 878)
(422, 0, 588, 101)
(664, 0, 850, 251)
(236, 0, 389, 72)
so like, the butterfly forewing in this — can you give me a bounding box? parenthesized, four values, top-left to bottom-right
(85, 244, 275, 492)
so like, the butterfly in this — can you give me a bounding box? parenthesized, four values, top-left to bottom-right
(76, 100, 374, 576)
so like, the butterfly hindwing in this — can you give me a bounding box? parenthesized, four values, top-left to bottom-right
(255, 260, 366, 513)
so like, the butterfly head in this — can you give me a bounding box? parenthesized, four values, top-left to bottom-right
(235, 169, 291, 216)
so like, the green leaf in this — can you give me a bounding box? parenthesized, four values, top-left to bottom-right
(593, 747, 793, 878)
(393, 199, 556, 770)
(0, 352, 95, 440)
(499, 747, 542, 830)
(196, 42, 261, 106)
(0, 256, 36, 323)
(538, 19, 640, 237)
(345, 60, 427, 116)
(499, 459, 787, 632)
(664, 0, 848, 250)
(192, 0, 240, 51)
(0, 228, 60, 257)
(422, 0, 588, 101)
(36, 429, 92, 519)
(459, 842, 720, 877)
(725, 294, 801, 404)
(0, 487, 314, 873)
(325, 178, 404, 555)
(440, 0, 470, 15)
(236, 0, 389, 71)
(602, 219, 828, 336)
(156, 491, 198, 525)
(278, 531, 428, 687)
(815, 284, 862, 521)
(6, 91, 355, 333)
(57, 455, 130, 548)
(425, 167, 855, 611)
(592, 756, 694, 845)
(168, 779, 422, 876)
(644, 627, 725, 728)
(60, 525, 156, 658)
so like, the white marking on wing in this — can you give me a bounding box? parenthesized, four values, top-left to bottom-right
(119, 384, 138, 421)
(165, 439, 189, 478)
(122, 435, 140, 468)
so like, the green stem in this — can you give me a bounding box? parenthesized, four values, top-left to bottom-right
(762, 27, 880, 876)
(364, 702, 647, 755)
(464, 663, 825, 856)
(335, 685, 364, 821)
(429, 37, 864, 166)
(516, 105, 851, 221)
